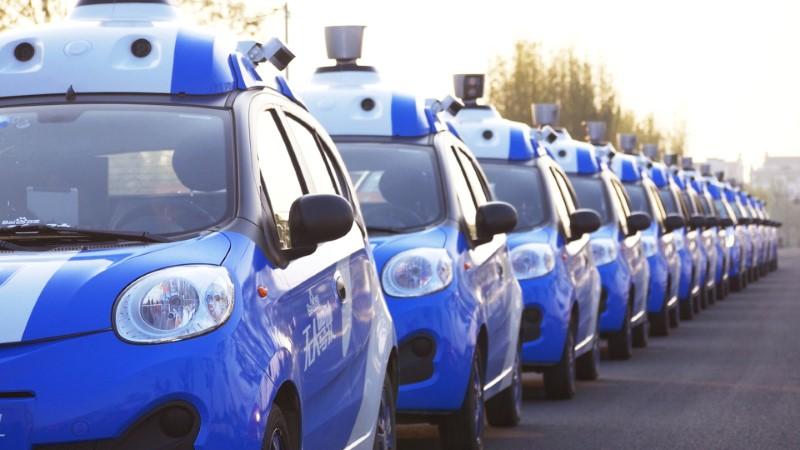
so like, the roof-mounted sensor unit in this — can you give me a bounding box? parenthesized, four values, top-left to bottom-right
(618, 134, 638, 154)
(716, 171, 725, 182)
(533, 104, 560, 127)
(238, 38, 295, 70)
(700, 163, 712, 177)
(682, 156, 694, 170)
(325, 25, 365, 65)
(454, 74, 485, 106)
(586, 121, 607, 144)
(663, 153, 679, 167)
(642, 143, 658, 160)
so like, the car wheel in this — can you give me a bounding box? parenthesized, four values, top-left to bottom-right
(543, 327, 576, 399)
(576, 329, 600, 381)
(486, 346, 522, 427)
(373, 372, 396, 450)
(608, 305, 633, 360)
(263, 404, 294, 450)
(707, 285, 716, 306)
(439, 349, 485, 450)
(699, 286, 708, 309)
(680, 297, 695, 320)
(632, 318, 649, 348)
(649, 308, 670, 337)
(669, 302, 680, 328)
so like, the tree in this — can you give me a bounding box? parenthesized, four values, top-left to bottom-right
(488, 40, 686, 156)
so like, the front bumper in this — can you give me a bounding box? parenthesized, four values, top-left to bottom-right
(596, 261, 628, 333)
(517, 272, 570, 366)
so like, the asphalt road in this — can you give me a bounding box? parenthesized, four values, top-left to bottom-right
(398, 248, 800, 450)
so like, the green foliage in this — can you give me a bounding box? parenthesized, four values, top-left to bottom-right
(488, 41, 686, 157)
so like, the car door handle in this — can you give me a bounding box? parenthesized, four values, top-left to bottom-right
(335, 275, 347, 302)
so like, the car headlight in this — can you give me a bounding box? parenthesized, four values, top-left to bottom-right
(673, 232, 685, 251)
(382, 248, 453, 298)
(114, 266, 234, 344)
(641, 235, 658, 258)
(510, 243, 556, 280)
(591, 239, 618, 266)
(688, 236, 697, 253)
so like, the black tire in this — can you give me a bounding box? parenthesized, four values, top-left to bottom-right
(669, 302, 680, 328)
(692, 291, 701, 314)
(731, 274, 742, 292)
(373, 372, 396, 450)
(486, 347, 522, 427)
(543, 327, 576, 399)
(680, 297, 694, 320)
(632, 318, 649, 348)
(439, 350, 485, 450)
(707, 285, 716, 306)
(650, 309, 670, 337)
(576, 329, 600, 381)
(700, 286, 708, 309)
(608, 305, 633, 360)
(263, 404, 295, 450)
(717, 280, 727, 300)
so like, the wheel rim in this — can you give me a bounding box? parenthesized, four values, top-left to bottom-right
(375, 382, 394, 450)
(471, 360, 484, 445)
(268, 428, 286, 450)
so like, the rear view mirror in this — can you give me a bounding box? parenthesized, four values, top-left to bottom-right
(476, 201, 517, 242)
(689, 215, 705, 229)
(720, 217, 735, 228)
(288, 194, 354, 257)
(570, 209, 602, 237)
(627, 212, 652, 234)
(664, 214, 685, 233)
(705, 216, 719, 228)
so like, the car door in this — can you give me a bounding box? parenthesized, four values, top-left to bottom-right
(445, 142, 516, 387)
(610, 178, 648, 320)
(254, 106, 351, 450)
(549, 166, 598, 349)
(280, 109, 377, 448)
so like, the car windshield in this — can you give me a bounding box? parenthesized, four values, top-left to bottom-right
(337, 142, 444, 233)
(659, 189, 680, 215)
(714, 199, 734, 220)
(623, 183, 649, 214)
(0, 104, 232, 237)
(481, 162, 548, 231)
(568, 174, 612, 224)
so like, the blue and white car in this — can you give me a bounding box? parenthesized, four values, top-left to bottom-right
(723, 182, 750, 291)
(729, 184, 755, 288)
(699, 167, 738, 300)
(300, 28, 523, 450)
(453, 83, 602, 400)
(0, 3, 398, 450)
(537, 113, 651, 360)
(617, 141, 684, 337)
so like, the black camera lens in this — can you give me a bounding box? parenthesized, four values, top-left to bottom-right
(131, 38, 152, 58)
(14, 43, 35, 62)
(361, 98, 376, 111)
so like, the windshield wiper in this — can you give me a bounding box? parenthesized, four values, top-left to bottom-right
(0, 224, 170, 244)
(366, 225, 407, 235)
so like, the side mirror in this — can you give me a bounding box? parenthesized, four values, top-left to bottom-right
(720, 217, 734, 227)
(689, 215, 705, 229)
(476, 201, 517, 241)
(288, 194, 354, 255)
(570, 209, 602, 237)
(705, 216, 719, 228)
(627, 212, 652, 234)
(740, 217, 752, 225)
(664, 214, 686, 233)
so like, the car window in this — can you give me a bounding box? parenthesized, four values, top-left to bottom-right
(338, 142, 444, 232)
(481, 162, 548, 230)
(445, 147, 478, 239)
(659, 189, 679, 215)
(456, 148, 489, 206)
(568, 174, 612, 224)
(551, 169, 578, 213)
(548, 168, 573, 240)
(285, 115, 338, 195)
(647, 185, 667, 223)
(257, 110, 305, 249)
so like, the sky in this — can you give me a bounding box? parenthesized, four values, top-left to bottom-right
(254, 0, 800, 173)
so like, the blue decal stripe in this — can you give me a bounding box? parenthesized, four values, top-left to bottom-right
(577, 149, 599, 174)
(171, 29, 236, 95)
(508, 127, 534, 161)
(391, 94, 431, 137)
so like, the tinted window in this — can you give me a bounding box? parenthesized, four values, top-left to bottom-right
(624, 184, 648, 214)
(569, 175, 612, 223)
(659, 189, 679, 214)
(286, 116, 337, 195)
(338, 143, 443, 232)
(446, 147, 478, 238)
(482, 162, 548, 230)
(0, 104, 232, 236)
(456, 149, 489, 206)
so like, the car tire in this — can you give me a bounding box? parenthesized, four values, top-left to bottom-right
(486, 347, 522, 427)
(576, 329, 600, 381)
(692, 292, 701, 314)
(632, 318, 648, 348)
(607, 305, 633, 360)
(669, 302, 680, 328)
(699, 286, 708, 309)
(439, 349, 485, 450)
(263, 404, 295, 450)
(707, 285, 716, 306)
(680, 297, 694, 320)
(543, 327, 576, 399)
(373, 372, 396, 450)
(650, 307, 670, 337)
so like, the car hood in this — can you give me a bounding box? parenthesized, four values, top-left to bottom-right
(368, 226, 449, 272)
(0, 233, 230, 346)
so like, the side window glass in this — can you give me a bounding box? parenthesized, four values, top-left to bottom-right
(552, 169, 578, 213)
(456, 149, 489, 206)
(285, 115, 338, 195)
(257, 110, 305, 249)
(445, 147, 478, 239)
(548, 168, 573, 240)
(610, 180, 631, 235)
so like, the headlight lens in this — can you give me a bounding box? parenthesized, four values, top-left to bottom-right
(114, 266, 234, 344)
(510, 243, 556, 280)
(641, 235, 658, 258)
(382, 248, 453, 298)
(591, 239, 618, 266)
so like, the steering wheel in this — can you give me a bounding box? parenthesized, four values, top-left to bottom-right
(362, 203, 425, 228)
(112, 199, 217, 233)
